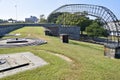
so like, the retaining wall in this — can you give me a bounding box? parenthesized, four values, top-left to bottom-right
(0, 24, 80, 40)
(0, 24, 24, 36)
(45, 26, 80, 40)
(59, 26, 80, 40)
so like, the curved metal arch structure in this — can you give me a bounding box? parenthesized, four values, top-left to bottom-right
(48, 4, 120, 46)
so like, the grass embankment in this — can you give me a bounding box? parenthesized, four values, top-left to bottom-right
(0, 26, 120, 80)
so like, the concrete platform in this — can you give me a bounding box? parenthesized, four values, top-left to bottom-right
(0, 52, 48, 78)
(0, 38, 47, 48)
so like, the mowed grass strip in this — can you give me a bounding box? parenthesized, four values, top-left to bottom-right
(0, 26, 120, 80)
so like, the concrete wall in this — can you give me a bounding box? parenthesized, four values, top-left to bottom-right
(23, 23, 60, 27)
(45, 26, 80, 40)
(0, 24, 80, 40)
(59, 26, 80, 40)
(44, 27, 59, 36)
(0, 23, 59, 36)
(0, 24, 24, 36)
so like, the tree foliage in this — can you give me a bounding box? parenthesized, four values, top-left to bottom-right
(0, 19, 3, 23)
(85, 21, 108, 37)
(56, 12, 92, 34)
(0, 19, 8, 23)
(47, 12, 63, 23)
(39, 14, 47, 23)
(48, 12, 108, 37)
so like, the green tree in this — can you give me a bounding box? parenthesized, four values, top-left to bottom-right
(39, 14, 47, 23)
(47, 12, 63, 23)
(56, 12, 92, 34)
(85, 21, 108, 37)
(0, 19, 3, 23)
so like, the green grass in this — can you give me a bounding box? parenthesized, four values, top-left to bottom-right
(0, 26, 120, 80)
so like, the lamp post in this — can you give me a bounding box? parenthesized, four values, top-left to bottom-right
(15, 5, 17, 22)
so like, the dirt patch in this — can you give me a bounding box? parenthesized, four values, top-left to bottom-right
(39, 50, 73, 63)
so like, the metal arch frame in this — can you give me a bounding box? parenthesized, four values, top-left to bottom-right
(48, 4, 120, 46)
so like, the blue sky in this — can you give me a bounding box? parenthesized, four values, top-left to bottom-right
(0, 0, 120, 20)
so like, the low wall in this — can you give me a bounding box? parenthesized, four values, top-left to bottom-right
(0, 24, 24, 36)
(0, 24, 80, 40)
(45, 26, 80, 40)
(59, 26, 80, 40)
(0, 23, 59, 36)
(44, 27, 59, 36)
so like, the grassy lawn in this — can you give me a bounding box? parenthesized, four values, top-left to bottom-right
(0, 26, 120, 80)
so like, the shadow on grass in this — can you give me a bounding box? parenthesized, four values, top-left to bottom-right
(70, 41, 81, 46)
(70, 41, 103, 51)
